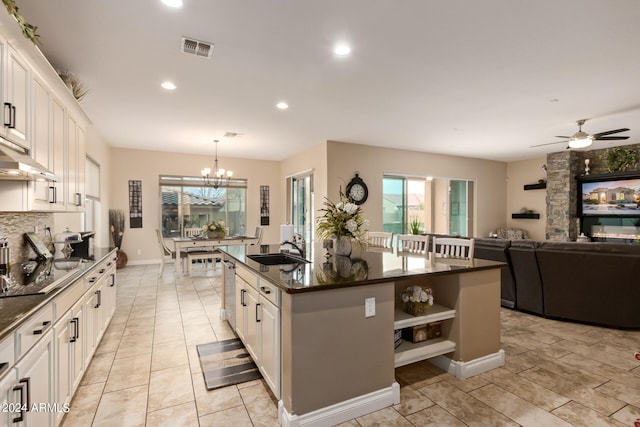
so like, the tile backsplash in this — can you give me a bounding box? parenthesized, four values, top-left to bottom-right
(0, 212, 54, 267)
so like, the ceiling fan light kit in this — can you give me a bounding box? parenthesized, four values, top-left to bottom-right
(530, 119, 630, 149)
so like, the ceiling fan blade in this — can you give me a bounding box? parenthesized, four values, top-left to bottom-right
(592, 128, 630, 138)
(555, 135, 571, 139)
(594, 136, 630, 141)
(530, 140, 568, 148)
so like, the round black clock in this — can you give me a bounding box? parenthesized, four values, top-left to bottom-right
(346, 173, 368, 205)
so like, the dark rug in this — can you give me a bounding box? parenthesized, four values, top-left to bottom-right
(196, 338, 262, 390)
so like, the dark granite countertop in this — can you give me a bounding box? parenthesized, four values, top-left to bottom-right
(0, 248, 117, 342)
(221, 242, 504, 293)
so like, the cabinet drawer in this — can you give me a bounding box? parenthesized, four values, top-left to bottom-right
(259, 282, 280, 307)
(0, 334, 14, 372)
(236, 265, 258, 290)
(54, 278, 85, 321)
(16, 303, 53, 357)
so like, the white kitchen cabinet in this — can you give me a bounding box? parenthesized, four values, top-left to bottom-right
(3, 45, 30, 147)
(54, 293, 85, 426)
(0, 366, 18, 427)
(233, 265, 281, 398)
(30, 74, 53, 210)
(14, 329, 55, 427)
(259, 295, 280, 396)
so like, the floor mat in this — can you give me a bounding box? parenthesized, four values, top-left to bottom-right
(196, 338, 262, 390)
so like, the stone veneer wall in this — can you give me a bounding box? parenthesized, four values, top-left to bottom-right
(0, 212, 54, 268)
(545, 144, 640, 241)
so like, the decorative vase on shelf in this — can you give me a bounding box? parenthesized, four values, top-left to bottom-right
(333, 236, 352, 257)
(116, 250, 128, 269)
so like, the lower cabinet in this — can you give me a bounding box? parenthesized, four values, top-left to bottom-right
(259, 297, 280, 395)
(0, 250, 117, 427)
(13, 329, 55, 427)
(234, 266, 281, 398)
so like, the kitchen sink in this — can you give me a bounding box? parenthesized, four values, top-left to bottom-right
(247, 253, 309, 265)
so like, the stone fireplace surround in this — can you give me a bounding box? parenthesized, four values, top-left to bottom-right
(545, 143, 640, 241)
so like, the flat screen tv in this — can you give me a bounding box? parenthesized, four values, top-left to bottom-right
(579, 174, 640, 217)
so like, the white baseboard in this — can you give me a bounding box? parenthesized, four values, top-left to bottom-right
(278, 382, 400, 427)
(430, 350, 505, 379)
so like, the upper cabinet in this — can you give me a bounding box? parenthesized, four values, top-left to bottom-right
(4, 45, 30, 146)
(0, 11, 91, 212)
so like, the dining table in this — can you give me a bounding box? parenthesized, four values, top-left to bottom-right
(172, 235, 258, 275)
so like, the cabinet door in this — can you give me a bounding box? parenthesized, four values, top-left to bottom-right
(244, 285, 260, 362)
(15, 330, 54, 427)
(31, 75, 53, 210)
(49, 97, 66, 209)
(82, 290, 98, 361)
(260, 299, 280, 398)
(66, 115, 78, 210)
(235, 278, 247, 341)
(5, 46, 29, 146)
(0, 368, 18, 427)
(54, 312, 72, 423)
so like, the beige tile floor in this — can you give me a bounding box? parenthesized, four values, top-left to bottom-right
(61, 263, 640, 427)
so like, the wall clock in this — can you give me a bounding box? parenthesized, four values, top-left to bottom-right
(346, 173, 368, 205)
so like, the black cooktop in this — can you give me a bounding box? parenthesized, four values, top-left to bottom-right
(0, 258, 84, 298)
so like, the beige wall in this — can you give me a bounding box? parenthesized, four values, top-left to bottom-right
(279, 141, 328, 238)
(325, 141, 508, 238)
(109, 148, 283, 263)
(506, 157, 546, 241)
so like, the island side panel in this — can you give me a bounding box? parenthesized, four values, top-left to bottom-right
(441, 268, 501, 362)
(281, 282, 395, 416)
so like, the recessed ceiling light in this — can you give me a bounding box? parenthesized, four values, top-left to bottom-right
(334, 44, 351, 56)
(161, 0, 183, 8)
(161, 81, 176, 90)
(276, 102, 289, 110)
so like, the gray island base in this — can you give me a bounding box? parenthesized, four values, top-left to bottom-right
(221, 243, 504, 426)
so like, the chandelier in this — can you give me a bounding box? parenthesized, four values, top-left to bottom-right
(201, 139, 233, 188)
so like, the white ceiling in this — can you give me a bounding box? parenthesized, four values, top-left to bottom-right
(16, 0, 640, 162)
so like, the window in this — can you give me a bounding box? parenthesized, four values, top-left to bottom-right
(287, 171, 314, 243)
(159, 176, 247, 237)
(83, 156, 101, 233)
(383, 176, 425, 234)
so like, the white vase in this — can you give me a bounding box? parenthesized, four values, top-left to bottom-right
(333, 236, 352, 257)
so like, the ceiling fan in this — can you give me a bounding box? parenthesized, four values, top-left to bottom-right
(531, 119, 630, 149)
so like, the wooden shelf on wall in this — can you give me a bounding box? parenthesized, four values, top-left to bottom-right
(524, 183, 546, 190)
(512, 213, 540, 219)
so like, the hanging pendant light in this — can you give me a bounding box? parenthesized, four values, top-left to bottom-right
(201, 139, 233, 188)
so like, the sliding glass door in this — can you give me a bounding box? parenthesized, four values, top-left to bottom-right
(291, 173, 313, 243)
(383, 176, 425, 234)
(449, 179, 474, 237)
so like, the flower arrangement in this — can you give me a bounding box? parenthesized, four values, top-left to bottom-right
(108, 209, 125, 249)
(401, 285, 434, 316)
(316, 191, 369, 241)
(203, 219, 227, 238)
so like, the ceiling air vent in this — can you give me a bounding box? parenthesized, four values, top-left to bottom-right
(181, 37, 214, 58)
(224, 132, 243, 138)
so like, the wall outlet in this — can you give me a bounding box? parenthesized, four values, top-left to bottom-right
(365, 297, 376, 318)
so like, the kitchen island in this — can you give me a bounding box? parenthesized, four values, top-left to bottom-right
(221, 242, 504, 427)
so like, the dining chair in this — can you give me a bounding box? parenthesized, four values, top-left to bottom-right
(431, 237, 475, 259)
(366, 231, 393, 248)
(184, 227, 202, 237)
(252, 226, 264, 245)
(396, 234, 429, 255)
(156, 229, 188, 276)
(187, 250, 219, 276)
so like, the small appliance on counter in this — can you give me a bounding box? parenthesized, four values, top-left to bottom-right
(69, 231, 95, 259)
(53, 228, 83, 258)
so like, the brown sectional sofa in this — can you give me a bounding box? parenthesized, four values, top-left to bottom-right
(474, 239, 640, 329)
